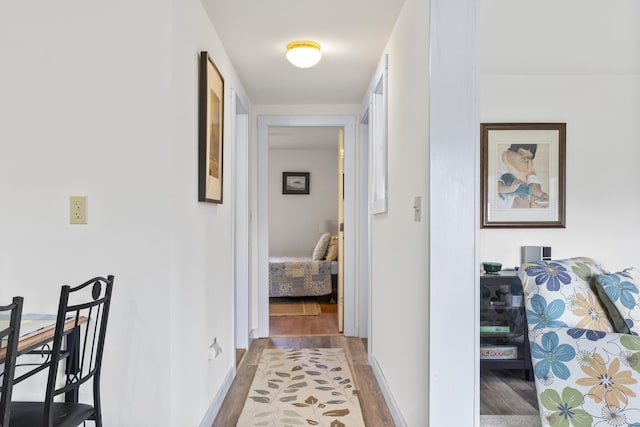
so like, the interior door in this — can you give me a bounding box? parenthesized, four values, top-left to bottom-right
(338, 128, 344, 332)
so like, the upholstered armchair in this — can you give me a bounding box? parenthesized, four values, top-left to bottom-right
(519, 257, 640, 427)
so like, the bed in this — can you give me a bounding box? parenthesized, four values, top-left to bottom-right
(268, 257, 338, 297)
(269, 232, 339, 298)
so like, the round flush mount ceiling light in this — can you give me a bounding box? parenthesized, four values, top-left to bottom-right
(286, 41, 322, 68)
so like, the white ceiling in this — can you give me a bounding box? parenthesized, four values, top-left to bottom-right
(201, 0, 405, 105)
(202, 1, 639, 146)
(203, 0, 639, 107)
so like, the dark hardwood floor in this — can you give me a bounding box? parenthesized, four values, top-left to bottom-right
(480, 369, 539, 416)
(269, 299, 340, 336)
(216, 299, 394, 426)
(224, 298, 537, 425)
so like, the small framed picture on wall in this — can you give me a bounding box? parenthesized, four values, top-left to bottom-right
(282, 172, 310, 195)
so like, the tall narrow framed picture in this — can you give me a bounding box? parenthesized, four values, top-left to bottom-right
(481, 123, 566, 228)
(198, 51, 224, 204)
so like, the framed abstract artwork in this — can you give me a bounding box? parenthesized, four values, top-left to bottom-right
(282, 172, 310, 195)
(198, 51, 224, 204)
(481, 123, 566, 228)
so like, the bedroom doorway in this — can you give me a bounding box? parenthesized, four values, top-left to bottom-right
(256, 115, 359, 339)
(267, 126, 342, 336)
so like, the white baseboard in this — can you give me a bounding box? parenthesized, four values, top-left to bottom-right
(368, 354, 408, 427)
(249, 328, 259, 340)
(199, 367, 235, 427)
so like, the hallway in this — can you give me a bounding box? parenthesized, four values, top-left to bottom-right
(212, 336, 395, 427)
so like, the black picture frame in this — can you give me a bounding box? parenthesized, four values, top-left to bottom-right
(198, 51, 224, 204)
(282, 172, 310, 195)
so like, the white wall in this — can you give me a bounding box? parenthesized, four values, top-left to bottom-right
(0, 0, 248, 425)
(480, 76, 640, 272)
(369, 0, 431, 424)
(479, 0, 640, 274)
(0, 1, 172, 424)
(268, 148, 339, 256)
(170, 0, 250, 425)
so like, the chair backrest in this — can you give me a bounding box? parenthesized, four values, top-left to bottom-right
(43, 276, 114, 423)
(0, 296, 23, 427)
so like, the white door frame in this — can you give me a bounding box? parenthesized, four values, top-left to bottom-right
(357, 107, 371, 343)
(429, 0, 479, 425)
(256, 115, 358, 337)
(232, 88, 250, 360)
(358, 53, 388, 346)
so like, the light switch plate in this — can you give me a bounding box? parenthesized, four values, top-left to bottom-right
(414, 196, 421, 222)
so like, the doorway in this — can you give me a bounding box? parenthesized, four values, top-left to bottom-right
(256, 115, 359, 338)
(267, 126, 342, 336)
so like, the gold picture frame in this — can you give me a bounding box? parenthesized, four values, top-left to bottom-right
(481, 123, 566, 228)
(198, 51, 224, 204)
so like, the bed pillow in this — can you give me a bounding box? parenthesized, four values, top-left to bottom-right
(324, 235, 339, 261)
(593, 267, 640, 335)
(312, 232, 332, 260)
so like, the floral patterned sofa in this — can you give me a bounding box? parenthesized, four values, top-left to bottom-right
(519, 257, 640, 427)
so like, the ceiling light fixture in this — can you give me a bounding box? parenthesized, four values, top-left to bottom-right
(286, 41, 322, 68)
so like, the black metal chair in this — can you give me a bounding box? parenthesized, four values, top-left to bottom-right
(1, 296, 23, 427)
(9, 276, 114, 427)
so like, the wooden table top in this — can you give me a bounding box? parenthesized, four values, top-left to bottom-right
(0, 315, 88, 362)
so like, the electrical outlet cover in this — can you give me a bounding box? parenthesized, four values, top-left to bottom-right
(70, 196, 87, 224)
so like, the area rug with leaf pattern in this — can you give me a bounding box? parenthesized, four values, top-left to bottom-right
(237, 348, 365, 426)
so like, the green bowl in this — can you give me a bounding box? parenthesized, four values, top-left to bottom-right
(482, 262, 502, 273)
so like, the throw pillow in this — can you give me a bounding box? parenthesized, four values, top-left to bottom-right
(312, 232, 332, 260)
(518, 257, 615, 332)
(324, 235, 339, 261)
(593, 267, 640, 335)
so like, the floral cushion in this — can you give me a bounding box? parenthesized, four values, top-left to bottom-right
(530, 326, 640, 427)
(594, 268, 640, 336)
(519, 257, 614, 333)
